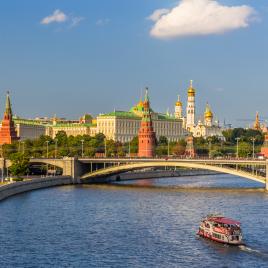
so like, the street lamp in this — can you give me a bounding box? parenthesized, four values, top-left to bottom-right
(235, 137, 241, 159)
(208, 138, 212, 159)
(251, 137, 256, 159)
(104, 138, 107, 158)
(45, 141, 49, 176)
(167, 139, 170, 157)
(54, 139, 58, 158)
(81, 139, 84, 158)
(128, 141, 131, 157)
(22, 141, 25, 155)
(45, 141, 49, 158)
(54, 139, 58, 177)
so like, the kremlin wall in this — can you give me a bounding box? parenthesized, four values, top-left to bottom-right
(0, 81, 259, 153)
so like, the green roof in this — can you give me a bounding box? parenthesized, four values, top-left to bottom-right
(14, 118, 47, 126)
(52, 123, 93, 128)
(99, 111, 141, 119)
(99, 110, 180, 121)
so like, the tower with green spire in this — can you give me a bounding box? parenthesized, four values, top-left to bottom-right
(0, 91, 19, 145)
(138, 87, 156, 157)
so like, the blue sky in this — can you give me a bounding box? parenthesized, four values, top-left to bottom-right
(0, 0, 267, 127)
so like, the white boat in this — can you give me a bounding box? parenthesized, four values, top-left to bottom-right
(197, 214, 244, 245)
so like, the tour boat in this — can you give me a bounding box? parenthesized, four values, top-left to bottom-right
(197, 214, 244, 245)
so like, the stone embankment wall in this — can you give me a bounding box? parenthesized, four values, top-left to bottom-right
(0, 176, 73, 201)
(108, 169, 219, 182)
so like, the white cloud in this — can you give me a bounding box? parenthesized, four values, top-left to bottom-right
(149, 0, 255, 39)
(96, 18, 110, 26)
(148, 9, 169, 22)
(70, 16, 84, 28)
(41, 9, 68, 25)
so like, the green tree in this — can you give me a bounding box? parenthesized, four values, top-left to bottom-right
(9, 153, 29, 177)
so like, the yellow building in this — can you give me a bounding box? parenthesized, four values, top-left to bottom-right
(95, 99, 188, 143)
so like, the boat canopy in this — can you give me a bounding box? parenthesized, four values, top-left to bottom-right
(210, 217, 240, 226)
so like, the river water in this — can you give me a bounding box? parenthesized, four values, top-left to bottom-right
(0, 174, 268, 268)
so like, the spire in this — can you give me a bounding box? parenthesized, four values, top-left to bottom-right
(190, 80, 193, 88)
(5, 91, 12, 116)
(144, 87, 149, 102)
(254, 111, 261, 130)
(142, 87, 152, 123)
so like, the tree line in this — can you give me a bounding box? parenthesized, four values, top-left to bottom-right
(2, 128, 264, 177)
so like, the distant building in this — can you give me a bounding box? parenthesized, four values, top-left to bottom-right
(175, 81, 224, 139)
(253, 112, 261, 130)
(14, 118, 46, 141)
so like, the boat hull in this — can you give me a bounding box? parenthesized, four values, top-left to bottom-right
(197, 230, 243, 246)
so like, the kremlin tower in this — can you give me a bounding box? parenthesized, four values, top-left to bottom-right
(174, 95, 183, 119)
(184, 135, 196, 158)
(0, 92, 19, 145)
(204, 103, 213, 127)
(138, 88, 156, 158)
(261, 134, 268, 158)
(186, 80, 196, 131)
(253, 112, 261, 130)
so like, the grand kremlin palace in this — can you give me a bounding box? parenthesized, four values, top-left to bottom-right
(95, 100, 188, 142)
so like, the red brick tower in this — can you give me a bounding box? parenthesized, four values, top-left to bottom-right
(138, 88, 156, 158)
(185, 135, 196, 158)
(261, 134, 268, 158)
(0, 92, 19, 145)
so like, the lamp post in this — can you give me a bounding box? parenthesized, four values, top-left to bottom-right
(128, 141, 131, 157)
(251, 137, 256, 159)
(45, 141, 49, 158)
(54, 139, 58, 158)
(235, 137, 241, 159)
(21, 141, 25, 160)
(208, 138, 212, 159)
(45, 141, 49, 176)
(104, 138, 107, 158)
(167, 139, 170, 157)
(81, 139, 84, 158)
(54, 139, 58, 176)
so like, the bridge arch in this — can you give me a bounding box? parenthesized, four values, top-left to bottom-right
(81, 162, 266, 185)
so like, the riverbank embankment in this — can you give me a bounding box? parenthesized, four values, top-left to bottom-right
(0, 176, 73, 201)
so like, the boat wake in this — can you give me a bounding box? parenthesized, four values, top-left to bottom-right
(239, 245, 268, 258)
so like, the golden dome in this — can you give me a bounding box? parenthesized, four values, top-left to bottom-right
(175, 95, 182, 106)
(187, 80, 196, 96)
(138, 100, 144, 107)
(204, 103, 213, 118)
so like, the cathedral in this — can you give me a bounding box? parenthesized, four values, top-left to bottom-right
(174, 81, 224, 139)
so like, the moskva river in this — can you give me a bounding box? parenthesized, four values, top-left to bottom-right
(0, 174, 268, 267)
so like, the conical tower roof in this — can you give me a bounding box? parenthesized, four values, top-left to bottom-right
(5, 91, 12, 116)
(142, 87, 152, 123)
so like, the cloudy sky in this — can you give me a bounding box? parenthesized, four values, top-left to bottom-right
(0, 0, 267, 126)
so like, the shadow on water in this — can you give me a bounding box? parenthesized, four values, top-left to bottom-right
(82, 183, 266, 195)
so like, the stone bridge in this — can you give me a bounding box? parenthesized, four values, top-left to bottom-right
(0, 158, 267, 190)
